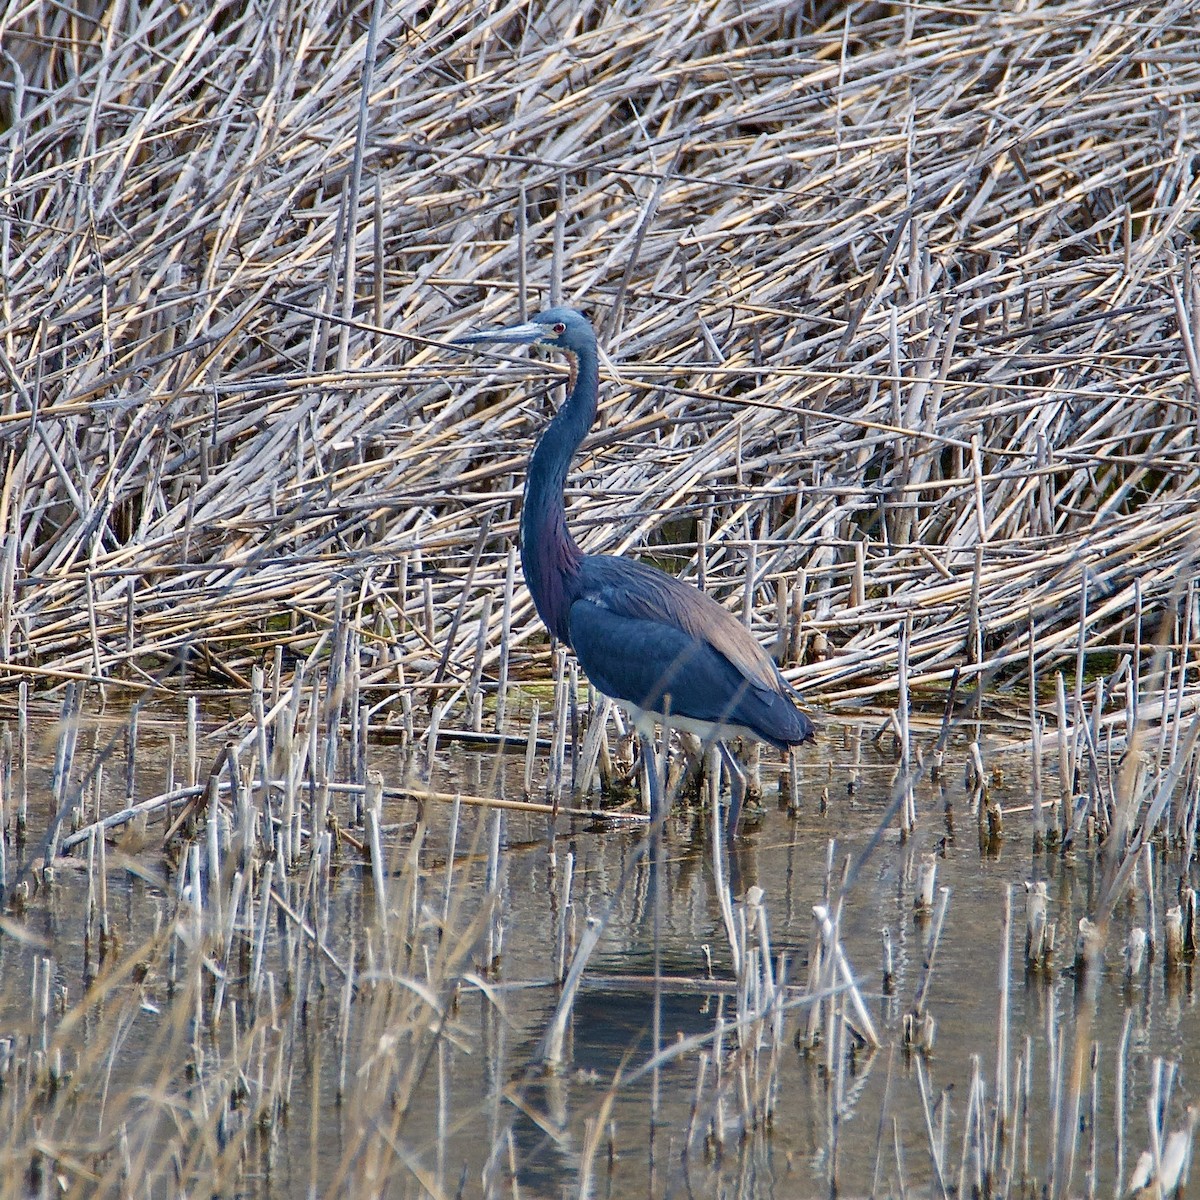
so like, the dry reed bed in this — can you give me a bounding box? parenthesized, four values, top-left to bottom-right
(1, 0, 1199, 726)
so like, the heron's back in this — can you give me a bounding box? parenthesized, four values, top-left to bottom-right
(568, 555, 815, 748)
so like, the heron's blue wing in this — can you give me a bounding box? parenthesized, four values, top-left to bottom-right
(566, 576, 811, 744)
(567, 600, 761, 731)
(577, 555, 782, 690)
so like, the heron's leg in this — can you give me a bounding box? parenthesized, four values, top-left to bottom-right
(719, 742, 747, 836)
(638, 728, 666, 823)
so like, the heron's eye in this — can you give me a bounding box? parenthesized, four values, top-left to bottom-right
(552, 322, 566, 335)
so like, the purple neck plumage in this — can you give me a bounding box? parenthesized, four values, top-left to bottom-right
(520, 342, 598, 646)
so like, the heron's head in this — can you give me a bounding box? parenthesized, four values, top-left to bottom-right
(454, 306, 595, 354)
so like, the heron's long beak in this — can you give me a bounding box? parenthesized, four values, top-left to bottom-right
(454, 321, 545, 346)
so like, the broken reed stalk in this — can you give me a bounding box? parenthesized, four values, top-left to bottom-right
(904, 885, 951, 1053)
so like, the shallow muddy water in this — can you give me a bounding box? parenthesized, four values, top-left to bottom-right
(0, 702, 1196, 1198)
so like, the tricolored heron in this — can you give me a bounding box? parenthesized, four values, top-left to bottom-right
(457, 306, 815, 832)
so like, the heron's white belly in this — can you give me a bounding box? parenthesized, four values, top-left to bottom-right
(615, 700, 763, 746)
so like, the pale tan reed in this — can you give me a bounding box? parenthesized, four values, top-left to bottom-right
(0, 0, 1198, 721)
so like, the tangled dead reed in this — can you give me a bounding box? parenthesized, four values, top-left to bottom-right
(0, 0, 1198, 727)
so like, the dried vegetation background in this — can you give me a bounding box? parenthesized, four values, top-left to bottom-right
(2, 0, 1200, 717)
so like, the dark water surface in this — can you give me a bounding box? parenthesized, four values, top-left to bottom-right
(1, 706, 1195, 1198)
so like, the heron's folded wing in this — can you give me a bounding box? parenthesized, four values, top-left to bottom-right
(578, 555, 781, 692)
(567, 596, 812, 747)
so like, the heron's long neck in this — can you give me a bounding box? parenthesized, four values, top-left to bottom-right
(521, 344, 598, 644)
